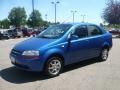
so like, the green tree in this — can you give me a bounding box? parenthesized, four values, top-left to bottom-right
(41, 21, 51, 27)
(27, 10, 43, 28)
(102, 0, 120, 26)
(1, 19, 10, 29)
(8, 7, 27, 27)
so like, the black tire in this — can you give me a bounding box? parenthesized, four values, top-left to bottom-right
(6, 36, 9, 39)
(98, 48, 109, 61)
(45, 56, 63, 77)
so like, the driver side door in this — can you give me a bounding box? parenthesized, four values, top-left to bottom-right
(66, 25, 91, 64)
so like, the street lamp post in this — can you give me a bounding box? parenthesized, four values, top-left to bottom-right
(32, 0, 35, 29)
(51, 1, 60, 24)
(45, 14, 48, 21)
(32, 0, 35, 13)
(81, 14, 86, 22)
(71, 10, 77, 22)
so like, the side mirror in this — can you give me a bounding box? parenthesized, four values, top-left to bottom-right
(71, 35, 79, 40)
(67, 33, 79, 41)
(67, 33, 71, 40)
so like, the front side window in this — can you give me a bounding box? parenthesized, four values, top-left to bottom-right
(37, 24, 72, 39)
(88, 25, 102, 36)
(72, 25, 88, 38)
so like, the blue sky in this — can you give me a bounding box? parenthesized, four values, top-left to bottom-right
(0, 0, 106, 24)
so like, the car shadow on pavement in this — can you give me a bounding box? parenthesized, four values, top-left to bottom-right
(1, 58, 100, 84)
(63, 58, 99, 73)
(0, 66, 48, 84)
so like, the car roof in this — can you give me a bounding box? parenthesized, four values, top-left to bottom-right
(61, 22, 97, 26)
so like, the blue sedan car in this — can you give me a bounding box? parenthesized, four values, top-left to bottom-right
(10, 23, 112, 77)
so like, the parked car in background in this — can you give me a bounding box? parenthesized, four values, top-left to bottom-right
(33, 28, 44, 35)
(14, 28, 23, 38)
(0, 31, 2, 39)
(8, 28, 23, 38)
(2, 31, 10, 39)
(7, 29, 15, 38)
(0, 31, 4, 40)
(109, 29, 120, 37)
(22, 28, 33, 37)
(0, 31, 10, 40)
(10, 23, 112, 77)
(0, 31, 9, 40)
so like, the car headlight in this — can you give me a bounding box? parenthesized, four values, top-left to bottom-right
(22, 50, 39, 59)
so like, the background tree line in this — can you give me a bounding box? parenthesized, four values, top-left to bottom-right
(0, 0, 120, 29)
(102, 0, 120, 29)
(0, 7, 50, 29)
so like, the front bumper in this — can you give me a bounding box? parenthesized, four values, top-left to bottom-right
(10, 51, 44, 72)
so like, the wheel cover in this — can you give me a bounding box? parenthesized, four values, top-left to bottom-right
(102, 49, 108, 60)
(48, 59, 61, 75)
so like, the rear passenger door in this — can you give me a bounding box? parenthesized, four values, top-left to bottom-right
(87, 25, 104, 57)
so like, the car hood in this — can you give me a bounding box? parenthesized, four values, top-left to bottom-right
(13, 37, 56, 52)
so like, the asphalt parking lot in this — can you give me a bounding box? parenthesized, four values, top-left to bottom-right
(0, 38, 120, 90)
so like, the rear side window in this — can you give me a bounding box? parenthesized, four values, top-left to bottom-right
(88, 25, 103, 36)
(72, 25, 88, 38)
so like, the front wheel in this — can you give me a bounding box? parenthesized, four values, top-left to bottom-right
(45, 56, 63, 77)
(98, 48, 109, 61)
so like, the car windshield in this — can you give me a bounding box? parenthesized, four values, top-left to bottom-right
(37, 24, 72, 39)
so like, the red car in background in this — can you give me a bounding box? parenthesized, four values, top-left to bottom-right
(32, 28, 45, 35)
(22, 28, 33, 37)
(109, 29, 120, 37)
(22, 27, 47, 37)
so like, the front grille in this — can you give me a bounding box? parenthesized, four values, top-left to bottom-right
(12, 49, 22, 55)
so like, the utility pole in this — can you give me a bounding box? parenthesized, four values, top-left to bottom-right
(81, 14, 86, 22)
(32, 0, 35, 29)
(71, 10, 77, 23)
(51, 1, 60, 24)
(32, 0, 35, 13)
(45, 14, 48, 21)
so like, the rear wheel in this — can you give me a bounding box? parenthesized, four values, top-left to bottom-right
(45, 56, 63, 77)
(99, 48, 109, 61)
